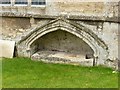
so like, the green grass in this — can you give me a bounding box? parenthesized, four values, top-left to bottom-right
(2, 57, 118, 88)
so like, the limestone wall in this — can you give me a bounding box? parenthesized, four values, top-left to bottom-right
(75, 21, 119, 67)
(1, 17, 119, 64)
(47, 2, 105, 16)
(0, 1, 119, 68)
(31, 30, 94, 55)
(1, 6, 46, 15)
(0, 17, 31, 40)
(0, 1, 119, 18)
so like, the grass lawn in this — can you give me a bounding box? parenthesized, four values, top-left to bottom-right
(2, 57, 118, 88)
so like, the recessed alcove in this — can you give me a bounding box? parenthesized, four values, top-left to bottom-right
(30, 30, 94, 66)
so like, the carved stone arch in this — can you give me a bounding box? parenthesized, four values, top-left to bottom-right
(27, 26, 98, 57)
(17, 17, 109, 65)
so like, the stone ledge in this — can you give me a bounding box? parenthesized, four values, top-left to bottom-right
(1, 12, 119, 23)
(31, 51, 94, 66)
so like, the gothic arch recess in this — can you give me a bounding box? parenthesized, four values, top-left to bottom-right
(17, 17, 108, 65)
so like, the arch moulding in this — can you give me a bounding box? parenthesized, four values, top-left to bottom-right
(17, 17, 109, 65)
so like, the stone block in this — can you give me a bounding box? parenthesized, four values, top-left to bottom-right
(0, 40, 15, 58)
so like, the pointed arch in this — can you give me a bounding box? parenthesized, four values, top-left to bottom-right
(17, 17, 108, 65)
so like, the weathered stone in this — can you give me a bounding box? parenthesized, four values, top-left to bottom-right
(17, 18, 109, 67)
(17, 32, 22, 35)
(19, 29, 24, 32)
(31, 51, 94, 66)
(0, 40, 15, 58)
(0, 1, 119, 69)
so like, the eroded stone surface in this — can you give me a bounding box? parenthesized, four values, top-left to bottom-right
(31, 30, 94, 56)
(16, 17, 109, 68)
(0, 1, 119, 69)
(31, 51, 93, 66)
(0, 40, 15, 58)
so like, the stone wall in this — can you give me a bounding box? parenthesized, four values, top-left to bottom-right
(47, 1, 119, 17)
(76, 21, 119, 63)
(31, 30, 94, 55)
(52, 2, 105, 16)
(1, 16, 119, 68)
(1, 6, 46, 15)
(1, 17, 31, 40)
(1, 1, 119, 18)
(0, 1, 119, 69)
(0, 17, 52, 41)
